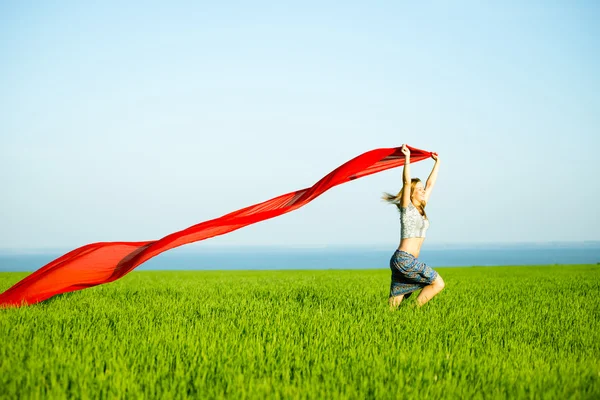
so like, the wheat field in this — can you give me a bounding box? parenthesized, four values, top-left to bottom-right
(1, 265, 599, 399)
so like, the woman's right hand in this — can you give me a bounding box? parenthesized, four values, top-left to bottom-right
(401, 144, 410, 158)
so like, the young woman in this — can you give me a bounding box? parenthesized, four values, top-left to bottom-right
(383, 144, 445, 309)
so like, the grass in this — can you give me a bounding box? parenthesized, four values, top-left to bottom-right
(1, 265, 599, 399)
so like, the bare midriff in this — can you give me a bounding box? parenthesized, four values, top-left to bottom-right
(398, 237, 425, 258)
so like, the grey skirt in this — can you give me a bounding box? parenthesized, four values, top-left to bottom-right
(389, 250, 438, 298)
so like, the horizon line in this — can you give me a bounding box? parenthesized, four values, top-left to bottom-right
(0, 240, 599, 254)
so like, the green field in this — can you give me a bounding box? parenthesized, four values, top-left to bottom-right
(1, 265, 599, 399)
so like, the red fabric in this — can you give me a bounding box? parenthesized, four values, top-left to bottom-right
(0, 145, 431, 307)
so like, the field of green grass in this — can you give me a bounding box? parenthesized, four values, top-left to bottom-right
(1, 265, 599, 399)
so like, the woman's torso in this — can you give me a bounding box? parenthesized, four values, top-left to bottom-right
(397, 202, 429, 258)
(398, 237, 425, 258)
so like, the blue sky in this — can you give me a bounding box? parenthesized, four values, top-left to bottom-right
(1, 1, 598, 250)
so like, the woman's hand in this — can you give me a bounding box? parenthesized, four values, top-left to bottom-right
(401, 144, 410, 158)
(431, 152, 439, 161)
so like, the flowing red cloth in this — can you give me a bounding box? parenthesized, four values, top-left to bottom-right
(0, 145, 432, 307)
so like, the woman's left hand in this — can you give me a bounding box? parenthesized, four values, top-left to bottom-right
(431, 152, 439, 161)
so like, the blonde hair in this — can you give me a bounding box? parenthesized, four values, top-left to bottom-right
(382, 178, 427, 219)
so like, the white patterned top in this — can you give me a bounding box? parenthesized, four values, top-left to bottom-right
(400, 202, 430, 238)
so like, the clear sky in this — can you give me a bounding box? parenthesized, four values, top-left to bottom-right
(1, 1, 598, 250)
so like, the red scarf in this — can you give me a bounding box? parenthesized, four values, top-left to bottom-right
(0, 145, 431, 307)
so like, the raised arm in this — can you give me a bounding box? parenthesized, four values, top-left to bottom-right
(401, 144, 411, 207)
(424, 152, 440, 203)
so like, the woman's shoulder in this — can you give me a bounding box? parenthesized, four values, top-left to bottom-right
(398, 202, 414, 214)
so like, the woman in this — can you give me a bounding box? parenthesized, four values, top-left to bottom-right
(383, 144, 445, 309)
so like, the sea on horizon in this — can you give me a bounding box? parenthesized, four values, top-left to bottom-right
(0, 242, 598, 273)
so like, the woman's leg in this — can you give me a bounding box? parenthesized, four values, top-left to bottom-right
(388, 294, 404, 310)
(416, 275, 445, 307)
